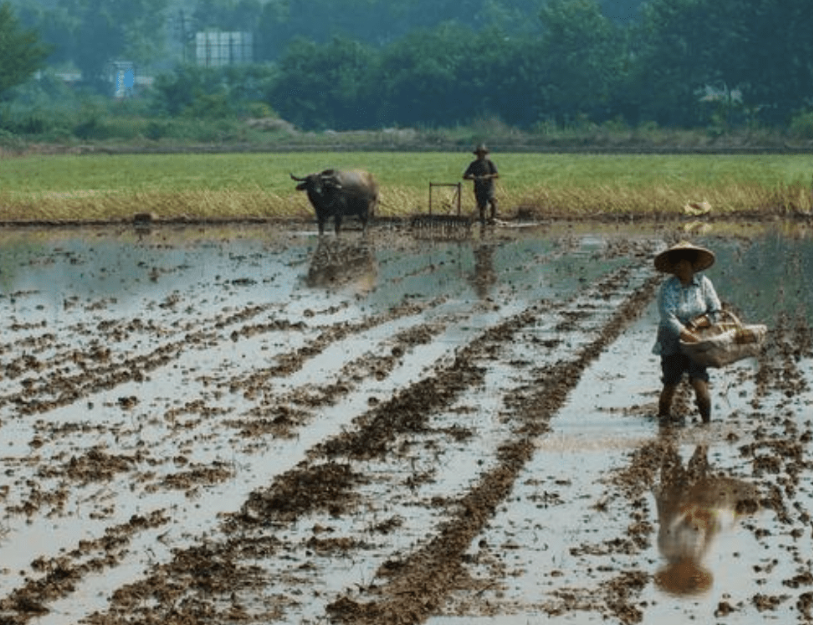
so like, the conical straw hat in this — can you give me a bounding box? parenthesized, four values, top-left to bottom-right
(654, 241, 715, 273)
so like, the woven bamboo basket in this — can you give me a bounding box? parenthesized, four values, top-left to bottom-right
(680, 310, 767, 368)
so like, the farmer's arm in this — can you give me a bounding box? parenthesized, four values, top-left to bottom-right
(659, 280, 699, 342)
(702, 276, 722, 324)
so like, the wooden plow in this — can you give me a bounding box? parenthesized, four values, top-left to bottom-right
(410, 182, 472, 239)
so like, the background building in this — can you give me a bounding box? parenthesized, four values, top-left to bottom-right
(195, 31, 253, 67)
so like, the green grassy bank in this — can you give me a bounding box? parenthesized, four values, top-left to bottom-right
(0, 151, 811, 222)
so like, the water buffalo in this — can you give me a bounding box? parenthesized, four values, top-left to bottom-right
(290, 169, 378, 235)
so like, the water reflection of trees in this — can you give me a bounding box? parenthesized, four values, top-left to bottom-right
(653, 443, 759, 597)
(305, 239, 377, 293)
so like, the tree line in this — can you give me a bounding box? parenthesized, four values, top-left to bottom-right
(173, 0, 813, 132)
(1, 0, 812, 138)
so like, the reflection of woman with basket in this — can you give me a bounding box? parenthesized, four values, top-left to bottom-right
(652, 241, 721, 422)
(654, 443, 758, 596)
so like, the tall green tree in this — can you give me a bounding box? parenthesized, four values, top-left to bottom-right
(631, 0, 813, 127)
(375, 23, 480, 127)
(192, 0, 263, 31)
(536, 0, 625, 124)
(151, 63, 276, 117)
(374, 23, 543, 128)
(58, 0, 169, 89)
(256, 0, 546, 61)
(0, 2, 51, 98)
(721, 0, 813, 125)
(470, 29, 544, 128)
(266, 36, 376, 130)
(630, 0, 756, 127)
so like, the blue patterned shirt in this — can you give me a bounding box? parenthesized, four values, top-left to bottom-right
(653, 274, 721, 356)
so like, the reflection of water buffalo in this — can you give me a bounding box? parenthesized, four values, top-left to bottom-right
(305, 239, 377, 293)
(291, 169, 378, 235)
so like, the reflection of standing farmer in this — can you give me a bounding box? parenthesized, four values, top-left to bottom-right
(652, 241, 721, 422)
(470, 243, 496, 300)
(463, 144, 499, 225)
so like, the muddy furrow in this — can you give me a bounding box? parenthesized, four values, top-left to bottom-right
(0, 304, 279, 413)
(0, 295, 437, 417)
(741, 312, 813, 534)
(225, 321, 452, 439)
(65, 264, 657, 625)
(302, 266, 648, 463)
(222, 298, 443, 395)
(0, 511, 170, 621)
(0, 238, 652, 620)
(0, 312, 452, 521)
(321, 274, 661, 624)
(0, 289, 514, 620)
(0, 300, 277, 372)
(0, 304, 458, 623)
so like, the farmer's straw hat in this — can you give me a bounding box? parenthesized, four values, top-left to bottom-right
(473, 143, 489, 155)
(654, 241, 715, 274)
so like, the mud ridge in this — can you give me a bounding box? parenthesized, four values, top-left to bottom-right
(74, 265, 657, 625)
(323, 275, 660, 624)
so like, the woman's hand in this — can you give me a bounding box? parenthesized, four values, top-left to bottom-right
(683, 315, 710, 343)
(680, 328, 699, 343)
(691, 315, 710, 329)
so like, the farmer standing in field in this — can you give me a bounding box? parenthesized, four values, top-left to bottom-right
(652, 241, 721, 423)
(463, 143, 499, 225)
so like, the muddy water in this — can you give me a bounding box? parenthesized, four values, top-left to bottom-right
(0, 221, 812, 625)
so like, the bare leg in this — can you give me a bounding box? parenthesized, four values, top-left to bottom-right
(659, 384, 678, 418)
(691, 378, 711, 423)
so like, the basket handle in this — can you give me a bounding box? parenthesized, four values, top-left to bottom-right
(717, 309, 742, 327)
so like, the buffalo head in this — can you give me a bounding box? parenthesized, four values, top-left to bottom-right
(291, 169, 377, 235)
(290, 171, 342, 195)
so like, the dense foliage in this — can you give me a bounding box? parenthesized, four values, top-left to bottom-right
(0, 3, 50, 98)
(1, 0, 813, 141)
(261, 0, 813, 132)
(254, 0, 551, 59)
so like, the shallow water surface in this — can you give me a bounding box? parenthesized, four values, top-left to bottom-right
(1, 221, 812, 624)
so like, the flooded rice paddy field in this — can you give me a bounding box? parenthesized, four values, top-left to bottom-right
(0, 219, 813, 625)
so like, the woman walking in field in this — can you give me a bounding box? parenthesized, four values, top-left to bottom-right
(652, 241, 721, 423)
